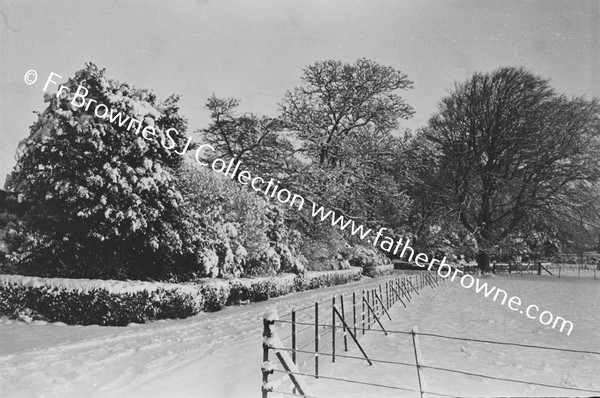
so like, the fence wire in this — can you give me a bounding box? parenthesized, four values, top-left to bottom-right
(265, 272, 599, 398)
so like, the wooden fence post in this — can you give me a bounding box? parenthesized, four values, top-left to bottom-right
(262, 315, 275, 398)
(262, 310, 314, 397)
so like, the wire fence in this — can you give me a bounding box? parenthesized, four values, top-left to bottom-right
(488, 261, 599, 280)
(260, 272, 600, 398)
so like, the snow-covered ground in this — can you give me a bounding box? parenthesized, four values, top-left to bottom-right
(1, 273, 599, 398)
(296, 274, 600, 397)
(0, 275, 402, 398)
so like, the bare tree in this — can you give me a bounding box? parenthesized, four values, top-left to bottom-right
(425, 66, 600, 272)
(280, 58, 414, 168)
(201, 95, 297, 180)
(279, 59, 415, 229)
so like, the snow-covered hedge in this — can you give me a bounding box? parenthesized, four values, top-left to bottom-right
(362, 264, 394, 278)
(209, 267, 363, 310)
(0, 275, 204, 326)
(0, 267, 364, 325)
(302, 267, 363, 289)
(347, 245, 393, 277)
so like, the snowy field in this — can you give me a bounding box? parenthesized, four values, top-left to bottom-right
(1, 272, 599, 398)
(298, 274, 600, 397)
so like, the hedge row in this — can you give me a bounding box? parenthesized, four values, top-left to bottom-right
(0, 267, 364, 326)
(0, 275, 205, 326)
(363, 263, 394, 278)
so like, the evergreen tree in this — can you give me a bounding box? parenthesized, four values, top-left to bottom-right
(5, 63, 196, 279)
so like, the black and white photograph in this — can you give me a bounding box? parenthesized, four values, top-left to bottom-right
(1, 1, 599, 397)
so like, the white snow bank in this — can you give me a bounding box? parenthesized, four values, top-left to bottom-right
(305, 267, 363, 278)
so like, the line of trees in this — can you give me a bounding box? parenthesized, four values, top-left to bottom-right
(1, 60, 599, 280)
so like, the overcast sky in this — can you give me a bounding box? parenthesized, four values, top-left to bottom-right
(1, 0, 599, 185)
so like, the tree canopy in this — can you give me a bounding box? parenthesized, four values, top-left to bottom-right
(3, 61, 598, 280)
(4, 64, 195, 278)
(424, 66, 600, 270)
(281, 58, 414, 168)
(201, 95, 298, 180)
(279, 59, 416, 233)
(0, 64, 324, 280)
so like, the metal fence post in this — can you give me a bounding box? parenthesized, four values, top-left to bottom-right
(291, 309, 297, 362)
(332, 296, 336, 362)
(341, 294, 348, 351)
(315, 302, 319, 378)
(411, 326, 425, 398)
(353, 291, 357, 337)
(362, 289, 366, 334)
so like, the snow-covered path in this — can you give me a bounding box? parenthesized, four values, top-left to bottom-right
(1, 273, 599, 398)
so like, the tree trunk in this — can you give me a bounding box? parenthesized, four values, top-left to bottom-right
(477, 250, 491, 273)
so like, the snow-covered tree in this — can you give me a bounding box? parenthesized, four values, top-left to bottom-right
(4, 63, 195, 279)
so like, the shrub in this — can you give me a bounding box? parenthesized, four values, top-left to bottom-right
(0, 275, 203, 326)
(307, 267, 363, 287)
(300, 229, 350, 271)
(177, 166, 306, 279)
(4, 64, 196, 281)
(197, 281, 230, 312)
(0, 267, 365, 326)
(347, 245, 391, 276)
(362, 264, 394, 278)
(226, 275, 297, 304)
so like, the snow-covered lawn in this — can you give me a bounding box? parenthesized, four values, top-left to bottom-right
(1, 273, 598, 398)
(299, 274, 600, 397)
